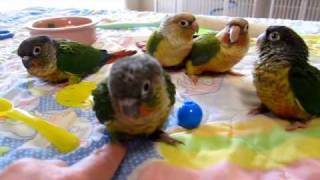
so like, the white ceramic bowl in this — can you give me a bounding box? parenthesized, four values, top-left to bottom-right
(27, 16, 98, 45)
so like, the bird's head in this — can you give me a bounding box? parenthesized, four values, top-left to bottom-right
(219, 18, 249, 46)
(257, 26, 308, 62)
(108, 54, 164, 119)
(160, 13, 199, 42)
(17, 35, 57, 75)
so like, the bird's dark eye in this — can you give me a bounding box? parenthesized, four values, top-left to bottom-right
(33, 46, 41, 56)
(142, 80, 151, 97)
(243, 25, 249, 32)
(268, 32, 280, 41)
(179, 20, 189, 27)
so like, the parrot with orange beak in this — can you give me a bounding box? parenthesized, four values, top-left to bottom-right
(146, 13, 199, 68)
(185, 18, 250, 83)
(92, 54, 181, 145)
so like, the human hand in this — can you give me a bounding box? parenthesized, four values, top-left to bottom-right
(0, 143, 126, 180)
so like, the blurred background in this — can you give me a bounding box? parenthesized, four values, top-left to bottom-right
(0, 0, 125, 12)
(1, 0, 320, 21)
(129, 0, 320, 21)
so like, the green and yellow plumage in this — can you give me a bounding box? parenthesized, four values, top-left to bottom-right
(17, 36, 135, 84)
(289, 62, 320, 116)
(146, 13, 198, 67)
(186, 18, 250, 76)
(92, 54, 178, 143)
(254, 59, 310, 119)
(107, 81, 171, 137)
(93, 74, 173, 137)
(56, 40, 110, 75)
(254, 26, 320, 125)
(147, 30, 193, 67)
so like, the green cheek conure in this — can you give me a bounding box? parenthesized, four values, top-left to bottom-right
(92, 54, 181, 145)
(185, 18, 250, 83)
(253, 26, 320, 131)
(17, 35, 136, 84)
(146, 13, 199, 68)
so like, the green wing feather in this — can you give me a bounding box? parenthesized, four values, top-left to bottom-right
(56, 40, 108, 75)
(188, 33, 221, 66)
(92, 78, 114, 124)
(146, 30, 163, 56)
(163, 71, 176, 106)
(289, 62, 320, 116)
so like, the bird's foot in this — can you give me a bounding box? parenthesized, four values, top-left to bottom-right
(286, 121, 309, 131)
(188, 75, 200, 85)
(150, 130, 184, 145)
(136, 41, 147, 52)
(158, 132, 184, 145)
(67, 75, 81, 85)
(248, 104, 269, 115)
(227, 70, 245, 76)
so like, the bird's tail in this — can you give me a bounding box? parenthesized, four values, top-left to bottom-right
(103, 50, 137, 64)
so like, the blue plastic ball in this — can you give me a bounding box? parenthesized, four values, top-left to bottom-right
(177, 100, 203, 129)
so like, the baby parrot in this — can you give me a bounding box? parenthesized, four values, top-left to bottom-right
(17, 35, 136, 84)
(92, 54, 181, 145)
(146, 13, 199, 68)
(185, 18, 250, 83)
(253, 26, 320, 131)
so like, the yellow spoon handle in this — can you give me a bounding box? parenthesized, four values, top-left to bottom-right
(6, 109, 80, 153)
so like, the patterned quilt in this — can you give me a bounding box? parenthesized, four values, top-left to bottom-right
(1, 7, 320, 180)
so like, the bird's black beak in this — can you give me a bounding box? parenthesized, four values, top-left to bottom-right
(256, 32, 266, 49)
(21, 56, 32, 69)
(119, 98, 139, 119)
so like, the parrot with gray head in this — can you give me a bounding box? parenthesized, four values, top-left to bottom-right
(146, 13, 199, 68)
(185, 17, 250, 83)
(92, 54, 181, 145)
(17, 35, 136, 84)
(252, 25, 320, 131)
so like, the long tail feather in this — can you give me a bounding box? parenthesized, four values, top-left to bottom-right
(105, 50, 137, 64)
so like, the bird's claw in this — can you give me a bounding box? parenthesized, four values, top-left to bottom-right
(158, 133, 184, 145)
(286, 121, 308, 131)
(248, 104, 269, 115)
(188, 75, 199, 85)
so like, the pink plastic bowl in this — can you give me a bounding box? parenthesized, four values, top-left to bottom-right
(27, 16, 98, 45)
